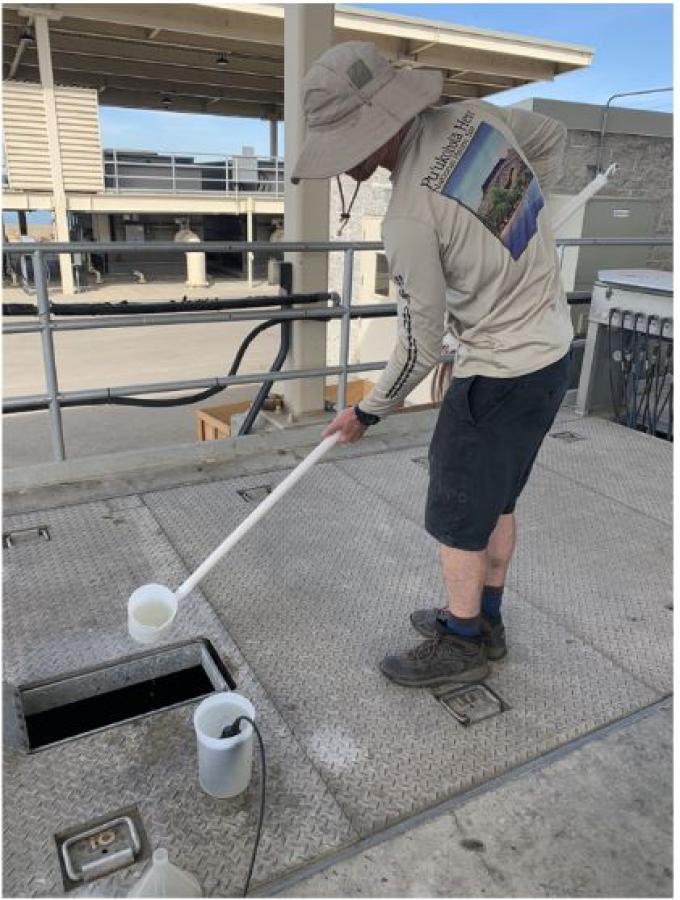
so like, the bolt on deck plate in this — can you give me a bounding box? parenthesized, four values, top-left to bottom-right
(15, 638, 234, 752)
(56, 805, 149, 891)
(435, 683, 507, 726)
(237, 484, 273, 503)
(550, 430, 587, 443)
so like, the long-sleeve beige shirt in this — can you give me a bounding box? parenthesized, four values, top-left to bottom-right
(359, 100, 573, 419)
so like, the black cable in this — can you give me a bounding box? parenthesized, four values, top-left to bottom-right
(3, 293, 333, 317)
(637, 315, 659, 432)
(220, 715, 266, 897)
(608, 308, 623, 424)
(228, 318, 282, 377)
(630, 313, 644, 428)
(619, 311, 634, 427)
(238, 319, 291, 436)
(651, 319, 672, 434)
(108, 318, 285, 408)
(654, 338, 673, 435)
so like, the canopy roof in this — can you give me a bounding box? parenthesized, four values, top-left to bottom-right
(3, 3, 593, 118)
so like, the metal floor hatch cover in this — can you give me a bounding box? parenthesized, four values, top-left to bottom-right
(2, 498, 355, 898)
(143, 456, 664, 834)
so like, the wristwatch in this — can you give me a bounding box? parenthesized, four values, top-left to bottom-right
(354, 405, 381, 427)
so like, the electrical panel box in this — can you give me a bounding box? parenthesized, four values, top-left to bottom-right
(575, 198, 656, 291)
(549, 195, 657, 293)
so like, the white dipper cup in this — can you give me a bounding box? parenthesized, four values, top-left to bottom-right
(193, 692, 256, 798)
(127, 584, 178, 645)
(127, 433, 340, 644)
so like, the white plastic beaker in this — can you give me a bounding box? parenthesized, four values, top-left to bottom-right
(193, 692, 255, 798)
(128, 583, 177, 644)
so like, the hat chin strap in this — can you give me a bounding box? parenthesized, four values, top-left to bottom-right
(336, 176, 361, 236)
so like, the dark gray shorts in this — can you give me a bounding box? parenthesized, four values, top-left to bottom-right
(425, 352, 571, 551)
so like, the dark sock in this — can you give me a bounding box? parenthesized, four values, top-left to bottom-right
(438, 612, 482, 641)
(482, 585, 504, 620)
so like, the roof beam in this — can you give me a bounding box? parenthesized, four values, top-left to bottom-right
(404, 46, 557, 83)
(10, 64, 285, 109)
(25, 4, 285, 46)
(98, 88, 277, 119)
(447, 71, 517, 88)
(13, 47, 284, 95)
(4, 22, 285, 78)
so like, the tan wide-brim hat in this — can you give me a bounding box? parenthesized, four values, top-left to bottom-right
(292, 42, 443, 183)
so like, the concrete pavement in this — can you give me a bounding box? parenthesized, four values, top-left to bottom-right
(274, 701, 673, 898)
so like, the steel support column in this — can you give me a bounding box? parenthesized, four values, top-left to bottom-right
(247, 196, 254, 288)
(269, 119, 279, 159)
(34, 14, 75, 297)
(282, 4, 334, 419)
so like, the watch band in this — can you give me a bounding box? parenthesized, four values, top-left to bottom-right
(354, 404, 381, 427)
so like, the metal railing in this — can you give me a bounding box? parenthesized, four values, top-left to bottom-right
(103, 150, 284, 196)
(2, 236, 673, 464)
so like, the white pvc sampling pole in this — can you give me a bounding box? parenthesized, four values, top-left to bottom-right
(550, 163, 617, 233)
(175, 432, 340, 602)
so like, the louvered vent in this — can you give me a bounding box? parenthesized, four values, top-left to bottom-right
(3, 81, 103, 192)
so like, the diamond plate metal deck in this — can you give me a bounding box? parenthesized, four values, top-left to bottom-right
(143, 460, 664, 835)
(510, 465, 672, 693)
(3, 499, 355, 898)
(538, 416, 672, 525)
(3, 415, 671, 897)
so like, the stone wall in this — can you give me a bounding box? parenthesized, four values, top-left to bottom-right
(556, 129, 672, 270)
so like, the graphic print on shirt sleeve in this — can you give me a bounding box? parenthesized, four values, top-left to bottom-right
(386, 274, 417, 400)
(421, 112, 544, 260)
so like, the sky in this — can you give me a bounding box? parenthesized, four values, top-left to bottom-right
(97, 3, 674, 159)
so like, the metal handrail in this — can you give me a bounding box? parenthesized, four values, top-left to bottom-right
(4, 241, 384, 254)
(101, 149, 285, 195)
(2, 237, 673, 464)
(4, 237, 669, 255)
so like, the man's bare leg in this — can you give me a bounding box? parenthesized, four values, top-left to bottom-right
(485, 513, 516, 588)
(440, 545, 486, 619)
(381, 542, 489, 684)
(438, 514, 516, 618)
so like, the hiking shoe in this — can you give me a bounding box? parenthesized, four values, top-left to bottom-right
(410, 608, 507, 661)
(379, 632, 490, 688)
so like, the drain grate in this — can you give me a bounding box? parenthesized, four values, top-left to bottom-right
(56, 805, 149, 891)
(435, 683, 507, 726)
(550, 430, 587, 443)
(16, 638, 235, 752)
(237, 484, 273, 503)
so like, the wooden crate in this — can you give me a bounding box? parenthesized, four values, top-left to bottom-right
(195, 379, 374, 441)
(195, 401, 252, 441)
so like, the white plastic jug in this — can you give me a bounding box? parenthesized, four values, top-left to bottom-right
(194, 692, 255, 798)
(127, 848, 202, 897)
